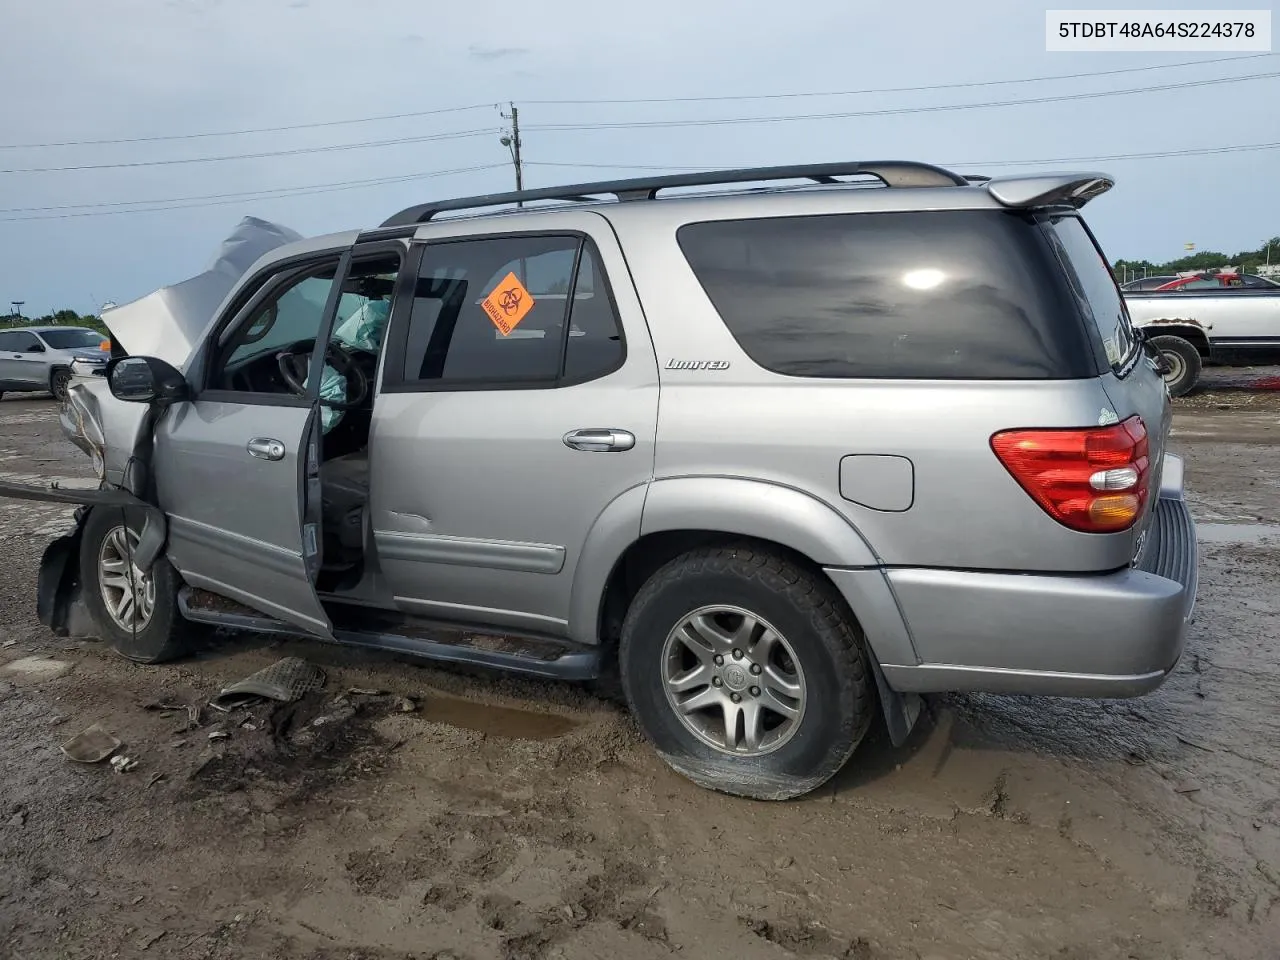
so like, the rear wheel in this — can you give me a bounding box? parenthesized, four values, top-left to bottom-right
(50, 368, 71, 402)
(79, 506, 189, 663)
(1150, 335, 1202, 397)
(619, 544, 875, 800)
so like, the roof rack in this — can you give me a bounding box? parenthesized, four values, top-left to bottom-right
(379, 160, 969, 228)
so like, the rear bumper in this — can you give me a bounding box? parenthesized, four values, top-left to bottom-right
(830, 475, 1198, 699)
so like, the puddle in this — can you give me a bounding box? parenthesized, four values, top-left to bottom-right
(418, 695, 579, 740)
(1195, 522, 1280, 546)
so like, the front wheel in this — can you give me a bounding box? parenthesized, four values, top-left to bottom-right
(619, 544, 875, 800)
(50, 368, 72, 402)
(1149, 335, 1202, 398)
(78, 506, 189, 663)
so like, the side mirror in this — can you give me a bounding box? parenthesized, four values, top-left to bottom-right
(106, 356, 189, 404)
(27, 343, 45, 353)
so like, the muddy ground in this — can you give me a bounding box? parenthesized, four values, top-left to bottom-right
(1, 367, 1278, 960)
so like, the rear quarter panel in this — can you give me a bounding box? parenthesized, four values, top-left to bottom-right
(609, 205, 1141, 573)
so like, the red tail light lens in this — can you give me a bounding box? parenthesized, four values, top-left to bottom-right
(990, 416, 1150, 533)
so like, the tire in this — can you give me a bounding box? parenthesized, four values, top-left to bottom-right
(79, 505, 189, 664)
(618, 543, 875, 800)
(50, 368, 71, 402)
(1150, 335, 1202, 398)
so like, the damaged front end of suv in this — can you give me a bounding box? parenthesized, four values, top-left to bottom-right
(0, 217, 303, 640)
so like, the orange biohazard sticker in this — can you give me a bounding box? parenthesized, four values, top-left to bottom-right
(480, 272, 536, 336)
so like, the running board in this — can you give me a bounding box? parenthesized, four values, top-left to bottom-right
(178, 588, 601, 681)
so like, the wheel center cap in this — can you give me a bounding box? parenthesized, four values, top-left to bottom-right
(722, 663, 750, 692)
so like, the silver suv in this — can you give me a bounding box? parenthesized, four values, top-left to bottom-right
(1, 162, 1198, 799)
(0, 326, 109, 401)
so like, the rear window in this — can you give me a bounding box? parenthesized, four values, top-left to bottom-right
(1042, 214, 1138, 372)
(677, 211, 1096, 380)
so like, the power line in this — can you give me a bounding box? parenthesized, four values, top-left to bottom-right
(0, 167, 501, 214)
(0, 127, 500, 175)
(0, 163, 507, 222)
(524, 53, 1276, 104)
(525, 141, 1280, 176)
(3, 54, 1267, 152)
(525, 70, 1280, 133)
(6, 140, 1278, 223)
(0, 103, 495, 151)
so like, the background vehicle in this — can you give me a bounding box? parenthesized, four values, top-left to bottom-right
(1120, 275, 1177, 291)
(0, 162, 1198, 801)
(1124, 284, 1280, 395)
(1151, 272, 1279, 292)
(0, 325, 110, 401)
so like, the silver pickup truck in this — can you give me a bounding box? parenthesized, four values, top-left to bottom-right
(1124, 287, 1280, 395)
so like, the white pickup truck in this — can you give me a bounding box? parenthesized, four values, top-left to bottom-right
(1124, 286, 1280, 395)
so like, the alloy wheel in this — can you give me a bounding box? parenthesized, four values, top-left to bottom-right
(660, 605, 807, 756)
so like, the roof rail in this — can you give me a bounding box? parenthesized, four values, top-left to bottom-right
(379, 160, 969, 228)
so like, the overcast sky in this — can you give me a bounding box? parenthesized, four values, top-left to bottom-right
(0, 0, 1277, 315)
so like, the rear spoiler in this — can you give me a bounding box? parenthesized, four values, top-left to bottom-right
(984, 173, 1114, 209)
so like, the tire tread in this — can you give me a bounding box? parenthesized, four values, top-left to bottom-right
(620, 542, 874, 800)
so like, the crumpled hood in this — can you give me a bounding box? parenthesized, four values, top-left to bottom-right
(101, 217, 302, 370)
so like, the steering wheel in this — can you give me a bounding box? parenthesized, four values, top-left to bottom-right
(275, 342, 369, 411)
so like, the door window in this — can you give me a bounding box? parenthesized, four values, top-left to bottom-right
(208, 261, 340, 395)
(1, 331, 44, 352)
(390, 235, 625, 389)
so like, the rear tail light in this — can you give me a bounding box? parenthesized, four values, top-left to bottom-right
(990, 416, 1150, 533)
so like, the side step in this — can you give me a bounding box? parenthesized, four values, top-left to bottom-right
(178, 588, 601, 682)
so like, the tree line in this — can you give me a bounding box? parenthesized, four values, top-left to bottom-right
(1112, 235, 1280, 279)
(1, 309, 107, 333)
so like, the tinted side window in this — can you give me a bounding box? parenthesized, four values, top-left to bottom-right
(0, 332, 16, 351)
(7, 332, 43, 352)
(395, 235, 623, 387)
(563, 246, 624, 382)
(1044, 214, 1137, 373)
(678, 211, 1095, 380)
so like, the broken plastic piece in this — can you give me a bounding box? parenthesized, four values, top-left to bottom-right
(210, 657, 326, 711)
(60, 725, 122, 764)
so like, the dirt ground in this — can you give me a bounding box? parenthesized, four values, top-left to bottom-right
(2, 366, 1278, 960)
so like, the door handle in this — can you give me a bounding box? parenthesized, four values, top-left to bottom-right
(562, 428, 636, 453)
(247, 437, 286, 461)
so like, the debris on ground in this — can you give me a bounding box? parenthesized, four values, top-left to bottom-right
(110, 755, 139, 774)
(209, 657, 326, 712)
(60, 724, 122, 763)
(207, 730, 229, 742)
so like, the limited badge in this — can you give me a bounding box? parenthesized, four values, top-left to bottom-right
(481, 272, 536, 336)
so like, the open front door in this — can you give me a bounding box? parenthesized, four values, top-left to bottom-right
(152, 249, 353, 637)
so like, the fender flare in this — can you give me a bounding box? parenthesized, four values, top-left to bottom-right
(641, 476, 880, 566)
(566, 476, 881, 647)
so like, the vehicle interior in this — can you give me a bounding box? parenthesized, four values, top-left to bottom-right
(209, 254, 401, 594)
(207, 240, 622, 598)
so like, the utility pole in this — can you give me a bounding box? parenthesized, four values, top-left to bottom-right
(11, 301, 23, 320)
(499, 102, 524, 206)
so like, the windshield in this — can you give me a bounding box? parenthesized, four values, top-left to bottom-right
(1043, 215, 1138, 373)
(38, 328, 104, 350)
